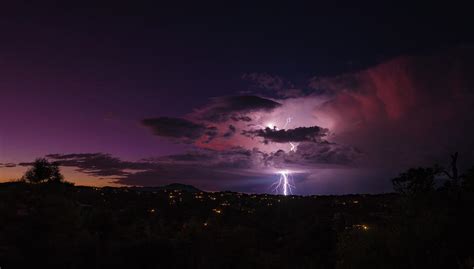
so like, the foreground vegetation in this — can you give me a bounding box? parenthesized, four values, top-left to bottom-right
(0, 156, 473, 268)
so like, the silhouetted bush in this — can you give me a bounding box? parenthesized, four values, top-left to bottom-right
(391, 166, 439, 195)
(21, 158, 64, 184)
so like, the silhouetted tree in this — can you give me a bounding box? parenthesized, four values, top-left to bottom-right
(50, 162, 64, 183)
(22, 158, 64, 183)
(442, 152, 460, 186)
(392, 166, 439, 195)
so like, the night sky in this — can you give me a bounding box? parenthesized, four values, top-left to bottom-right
(1, 2, 474, 194)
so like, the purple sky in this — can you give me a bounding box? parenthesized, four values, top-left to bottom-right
(1, 3, 474, 194)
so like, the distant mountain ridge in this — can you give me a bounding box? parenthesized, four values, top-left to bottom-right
(130, 183, 202, 193)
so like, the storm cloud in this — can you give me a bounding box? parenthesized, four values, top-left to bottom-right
(242, 126, 329, 144)
(194, 95, 281, 122)
(223, 125, 236, 138)
(40, 150, 272, 191)
(44, 153, 152, 177)
(141, 117, 218, 143)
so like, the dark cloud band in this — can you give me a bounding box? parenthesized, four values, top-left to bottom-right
(141, 117, 218, 143)
(242, 126, 329, 144)
(195, 95, 281, 122)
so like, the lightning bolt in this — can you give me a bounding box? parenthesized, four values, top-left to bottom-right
(253, 117, 299, 195)
(289, 142, 299, 152)
(273, 117, 298, 195)
(272, 170, 295, 196)
(282, 116, 292, 129)
(283, 117, 299, 152)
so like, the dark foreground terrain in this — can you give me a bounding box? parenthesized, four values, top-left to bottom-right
(0, 181, 473, 269)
